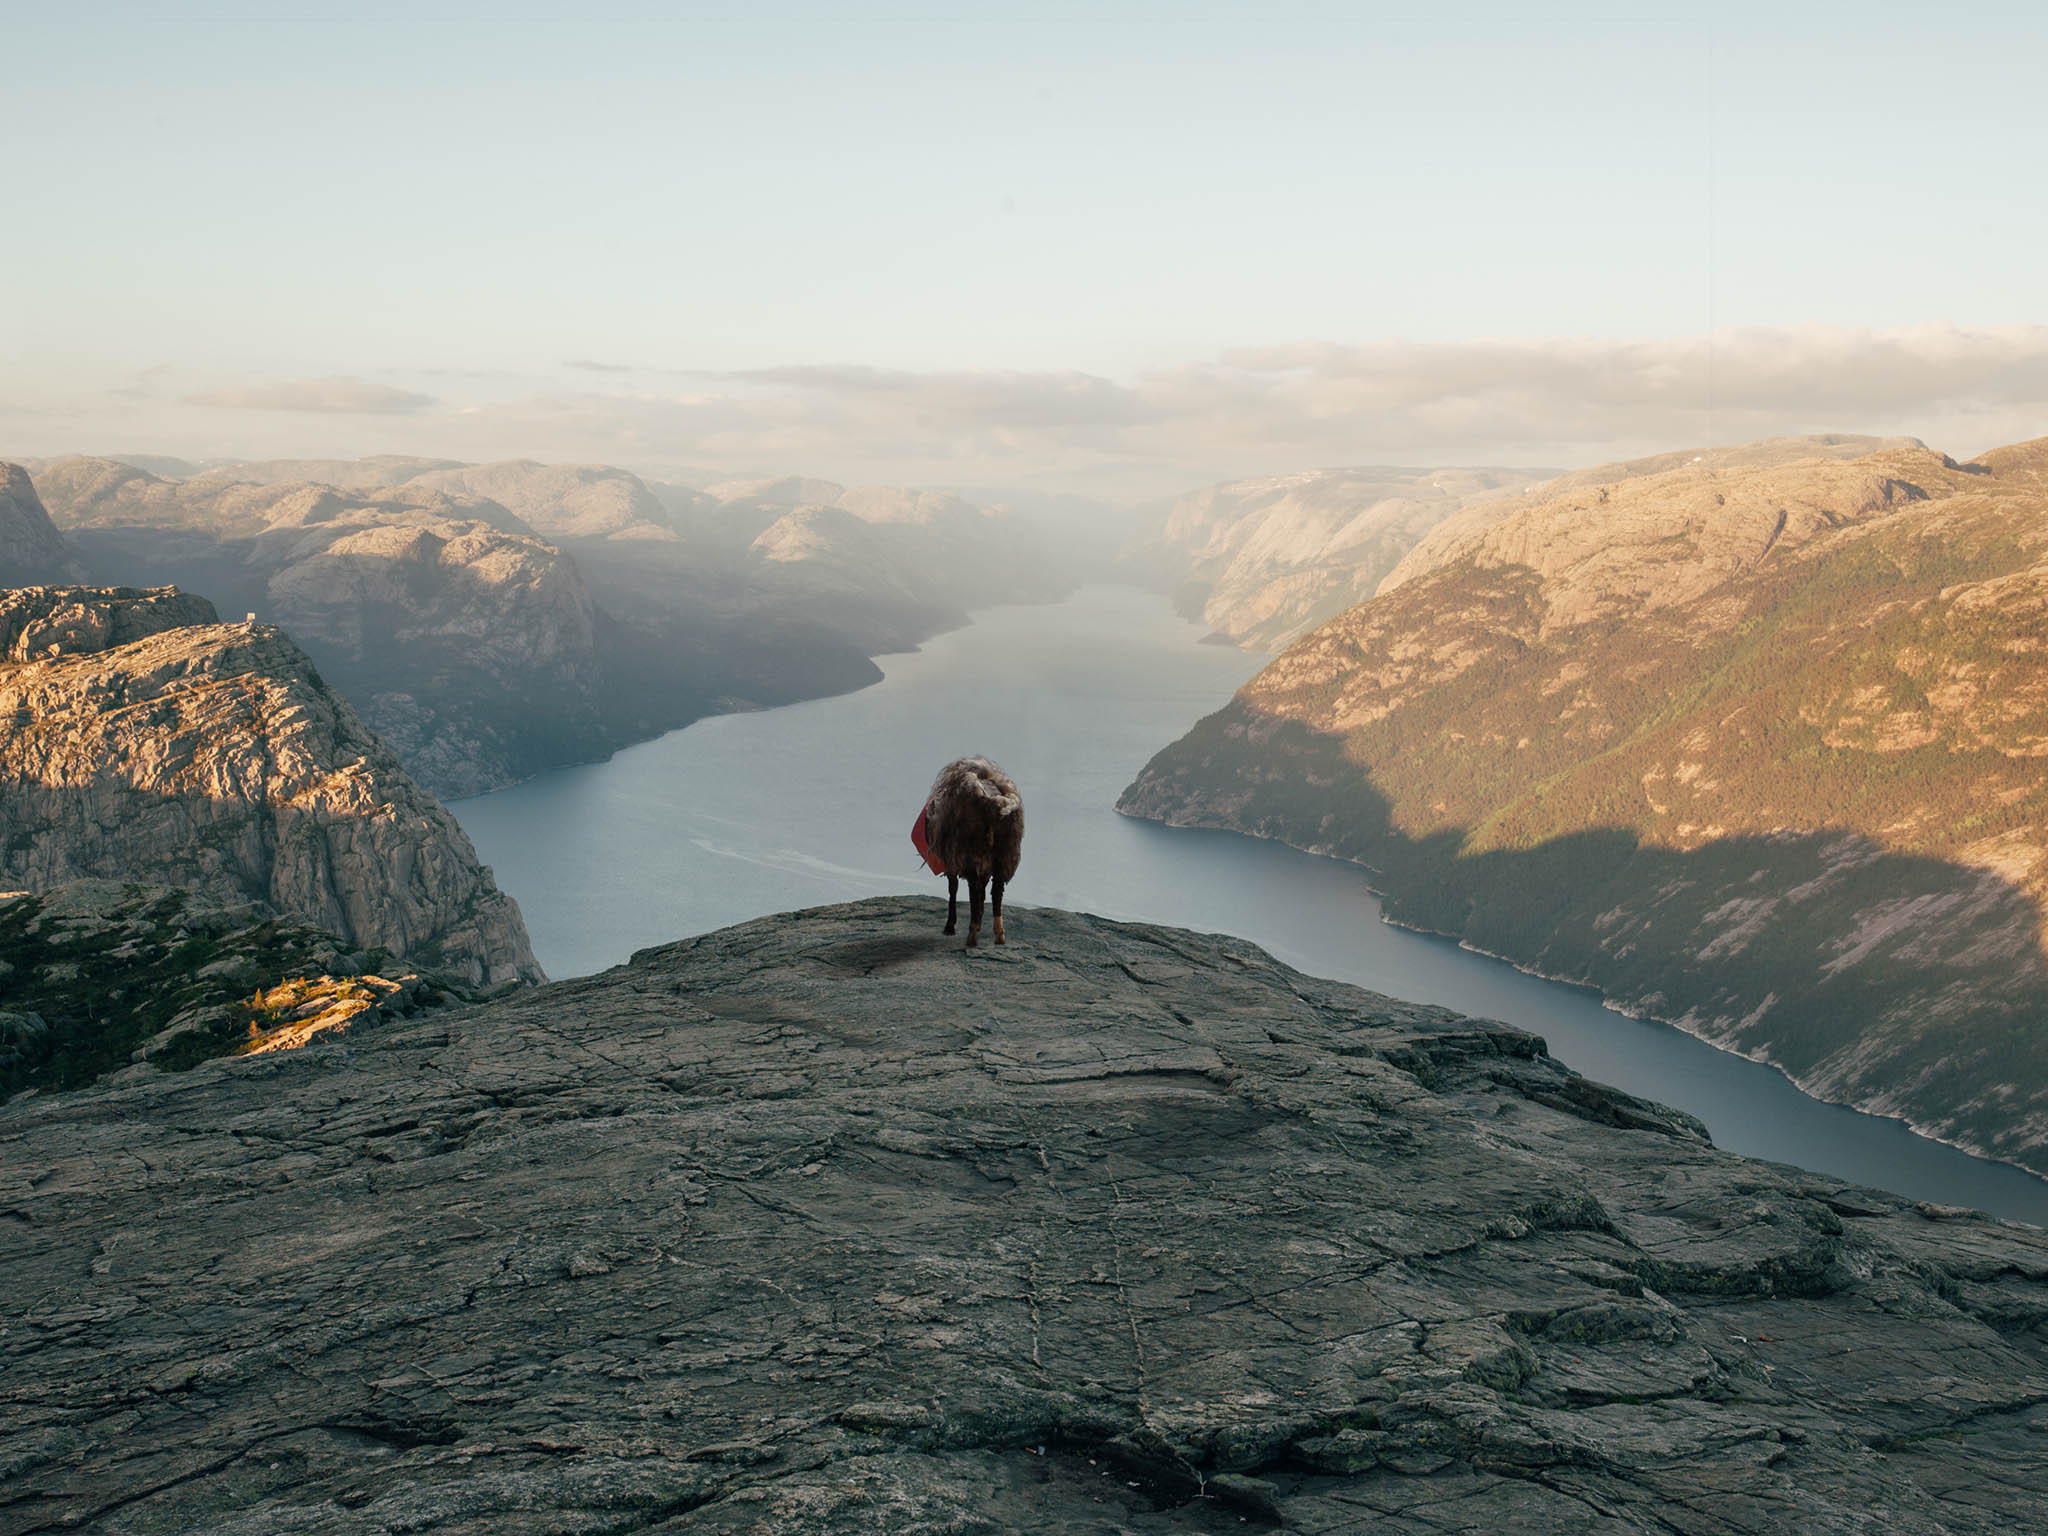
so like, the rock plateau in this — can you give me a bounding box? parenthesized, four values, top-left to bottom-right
(4, 898, 2047, 1533)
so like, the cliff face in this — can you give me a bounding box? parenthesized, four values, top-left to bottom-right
(27, 457, 608, 798)
(1380, 432, 1925, 597)
(1123, 465, 1535, 650)
(30, 455, 1082, 795)
(0, 464, 87, 586)
(1121, 436, 2048, 1173)
(5, 898, 2046, 1533)
(0, 586, 540, 985)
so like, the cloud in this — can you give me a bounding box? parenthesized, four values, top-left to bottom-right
(486, 323, 2047, 496)
(186, 377, 438, 415)
(35, 325, 2046, 501)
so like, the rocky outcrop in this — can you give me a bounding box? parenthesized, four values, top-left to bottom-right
(0, 583, 217, 659)
(404, 460, 681, 542)
(0, 587, 540, 985)
(1381, 432, 1925, 596)
(1124, 465, 1536, 650)
(27, 457, 609, 797)
(0, 464, 86, 586)
(1121, 435, 2048, 1174)
(28, 455, 1081, 794)
(5, 898, 2046, 1533)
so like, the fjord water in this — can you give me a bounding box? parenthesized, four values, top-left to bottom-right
(454, 586, 2048, 1224)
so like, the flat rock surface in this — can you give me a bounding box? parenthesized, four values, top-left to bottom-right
(5, 897, 2047, 1533)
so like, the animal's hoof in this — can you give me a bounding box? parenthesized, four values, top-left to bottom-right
(964, 938, 978, 949)
(994, 934, 1006, 945)
(943, 925, 956, 935)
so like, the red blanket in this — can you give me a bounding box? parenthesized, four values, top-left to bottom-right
(911, 799, 946, 875)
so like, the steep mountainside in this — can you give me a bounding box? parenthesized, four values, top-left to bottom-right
(28, 457, 610, 796)
(0, 464, 86, 585)
(0, 586, 539, 985)
(1382, 433, 1923, 597)
(1122, 436, 2048, 1175)
(6, 898, 2047, 1533)
(35, 454, 1082, 790)
(404, 460, 681, 541)
(1123, 466, 1535, 649)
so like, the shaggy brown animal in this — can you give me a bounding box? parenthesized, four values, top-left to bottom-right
(922, 756, 1024, 947)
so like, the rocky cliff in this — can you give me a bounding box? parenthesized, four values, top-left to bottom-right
(1125, 439, 1922, 655)
(0, 464, 86, 586)
(1124, 466, 1537, 650)
(27, 457, 610, 798)
(1121, 435, 2048, 1176)
(30, 455, 1080, 795)
(0, 586, 540, 986)
(5, 898, 2046, 1533)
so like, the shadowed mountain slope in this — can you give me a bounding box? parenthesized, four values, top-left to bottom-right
(5, 898, 2046, 1533)
(1122, 436, 2048, 1174)
(0, 464, 87, 586)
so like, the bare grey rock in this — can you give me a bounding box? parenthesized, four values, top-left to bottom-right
(4, 897, 2044, 1533)
(0, 588, 539, 986)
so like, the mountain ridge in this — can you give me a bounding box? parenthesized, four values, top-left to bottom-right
(1120, 433, 2048, 1175)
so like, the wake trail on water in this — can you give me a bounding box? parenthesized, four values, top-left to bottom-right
(686, 836, 909, 893)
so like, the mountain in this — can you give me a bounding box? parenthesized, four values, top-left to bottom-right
(186, 453, 468, 490)
(0, 464, 86, 585)
(6, 897, 2046, 1532)
(1380, 433, 1925, 597)
(0, 585, 540, 986)
(26, 456, 611, 797)
(29, 454, 1082, 793)
(1121, 435, 2048, 1176)
(403, 460, 682, 541)
(1121, 465, 1538, 649)
(549, 466, 1075, 660)
(1127, 439, 1921, 655)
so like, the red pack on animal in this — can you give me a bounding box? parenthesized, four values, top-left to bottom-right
(916, 756, 1023, 947)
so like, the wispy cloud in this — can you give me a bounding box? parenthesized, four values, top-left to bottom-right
(24, 326, 2048, 499)
(474, 324, 2048, 495)
(186, 377, 438, 415)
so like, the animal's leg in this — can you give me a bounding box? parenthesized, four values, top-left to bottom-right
(967, 874, 987, 948)
(944, 872, 958, 935)
(992, 877, 1006, 945)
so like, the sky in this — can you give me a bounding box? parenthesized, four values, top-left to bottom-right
(5, 1, 2047, 499)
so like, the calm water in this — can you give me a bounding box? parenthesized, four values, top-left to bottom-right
(454, 586, 2048, 1225)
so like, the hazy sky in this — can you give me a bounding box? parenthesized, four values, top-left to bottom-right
(7, 1, 2047, 496)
